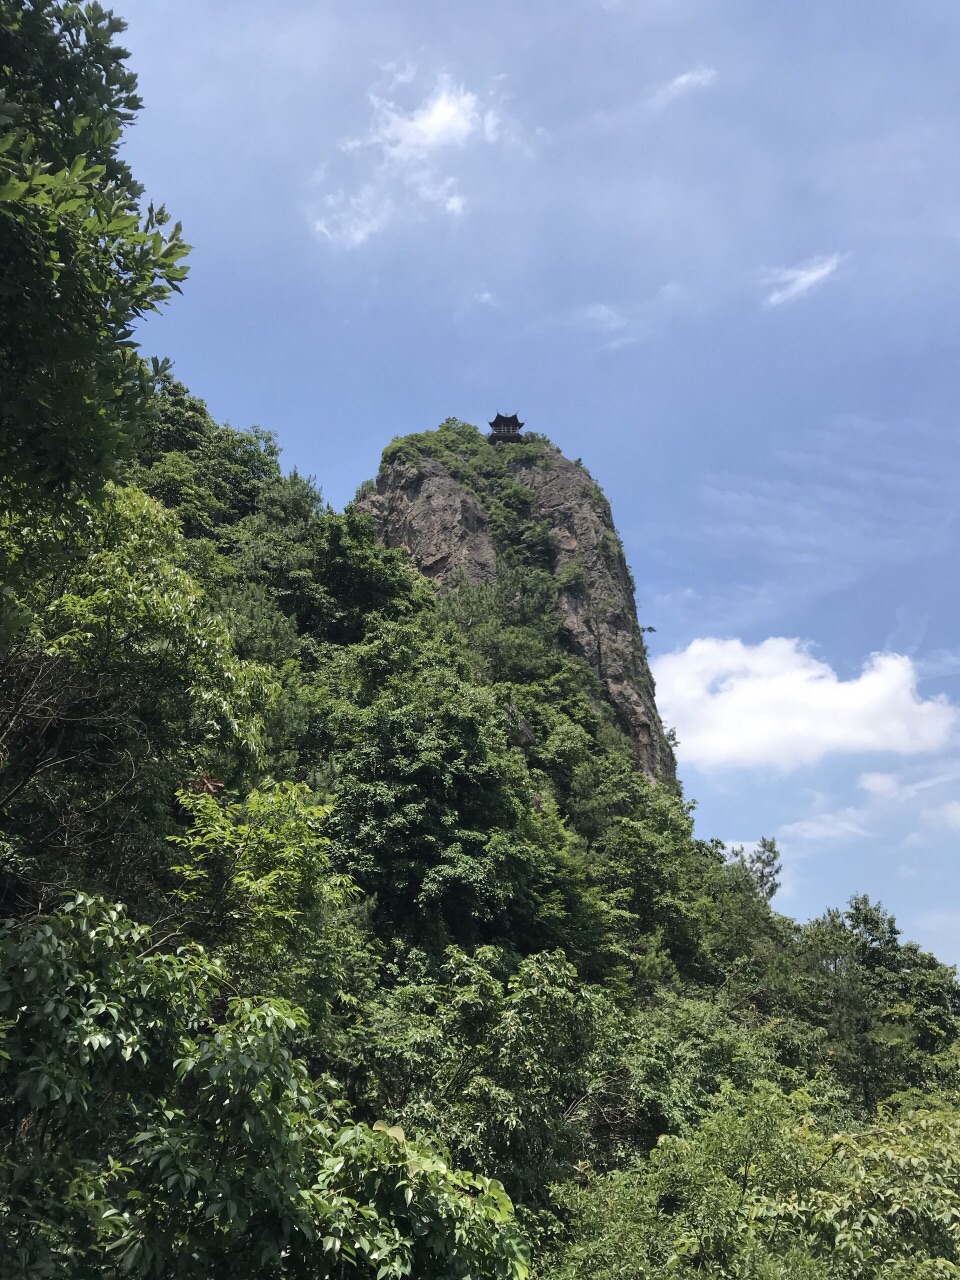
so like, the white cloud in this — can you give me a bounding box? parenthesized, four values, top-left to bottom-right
(646, 66, 718, 112)
(314, 74, 503, 246)
(761, 253, 843, 307)
(361, 77, 495, 162)
(652, 637, 958, 771)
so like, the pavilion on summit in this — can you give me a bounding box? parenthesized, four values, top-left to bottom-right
(488, 413, 525, 443)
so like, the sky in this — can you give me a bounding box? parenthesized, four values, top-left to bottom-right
(118, 0, 960, 961)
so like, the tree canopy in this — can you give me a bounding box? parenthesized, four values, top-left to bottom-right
(0, 0, 188, 514)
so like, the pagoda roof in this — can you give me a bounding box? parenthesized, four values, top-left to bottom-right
(488, 412, 524, 436)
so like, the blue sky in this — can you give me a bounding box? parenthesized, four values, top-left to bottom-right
(119, 0, 960, 961)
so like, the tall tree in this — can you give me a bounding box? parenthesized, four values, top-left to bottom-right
(0, 1, 188, 514)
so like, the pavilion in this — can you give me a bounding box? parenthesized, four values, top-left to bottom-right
(488, 413, 525, 443)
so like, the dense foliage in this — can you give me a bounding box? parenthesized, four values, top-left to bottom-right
(0, 0, 188, 516)
(4, 5, 960, 1276)
(0, 895, 528, 1279)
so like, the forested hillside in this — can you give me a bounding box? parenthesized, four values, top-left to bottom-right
(4, 6, 960, 1277)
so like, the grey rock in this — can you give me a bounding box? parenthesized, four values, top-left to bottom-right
(355, 457, 497, 585)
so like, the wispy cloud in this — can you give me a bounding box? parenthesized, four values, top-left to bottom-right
(761, 253, 843, 307)
(912, 910, 960, 937)
(376, 59, 417, 90)
(569, 283, 689, 348)
(646, 66, 718, 112)
(576, 302, 630, 334)
(915, 649, 960, 680)
(314, 184, 394, 249)
(923, 800, 960, 829)
(778, 807, 871, 842)
(858, 765, 960, 801)
(314, 73, 504, 246)
(858, 771, 901, 798)
(649, 413, 960, 638)
(754, 754, 960, 916)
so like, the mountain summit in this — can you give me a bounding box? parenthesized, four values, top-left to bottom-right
(356, 418, 675, 780)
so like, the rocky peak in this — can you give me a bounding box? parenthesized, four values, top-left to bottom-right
(355, 422, 675, 780)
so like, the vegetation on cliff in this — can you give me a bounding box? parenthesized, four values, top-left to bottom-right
(4, 6, 960, 1277)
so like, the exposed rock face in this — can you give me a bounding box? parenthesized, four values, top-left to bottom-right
(356, 457, 497, 585)
(356, 434, 675, 780)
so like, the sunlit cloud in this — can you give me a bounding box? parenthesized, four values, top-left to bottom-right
(351, 76, 498, 162)
(653, 637, 958, 771)
(314, 73, 503, 246)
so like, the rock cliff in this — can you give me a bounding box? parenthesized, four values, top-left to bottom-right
(355, 422, 675, 780)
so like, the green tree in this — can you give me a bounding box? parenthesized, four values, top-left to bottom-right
(349, 946, 610, 1206)
(0, 894, 531, 1279)
(168, 782, 371, 1033)
(788, 896, 960, 1109)
(0, 1, 189, 511)
(322, 618, 601, 955)
(547, 1078, 960, 1279)
(0, 485, 267, 913)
